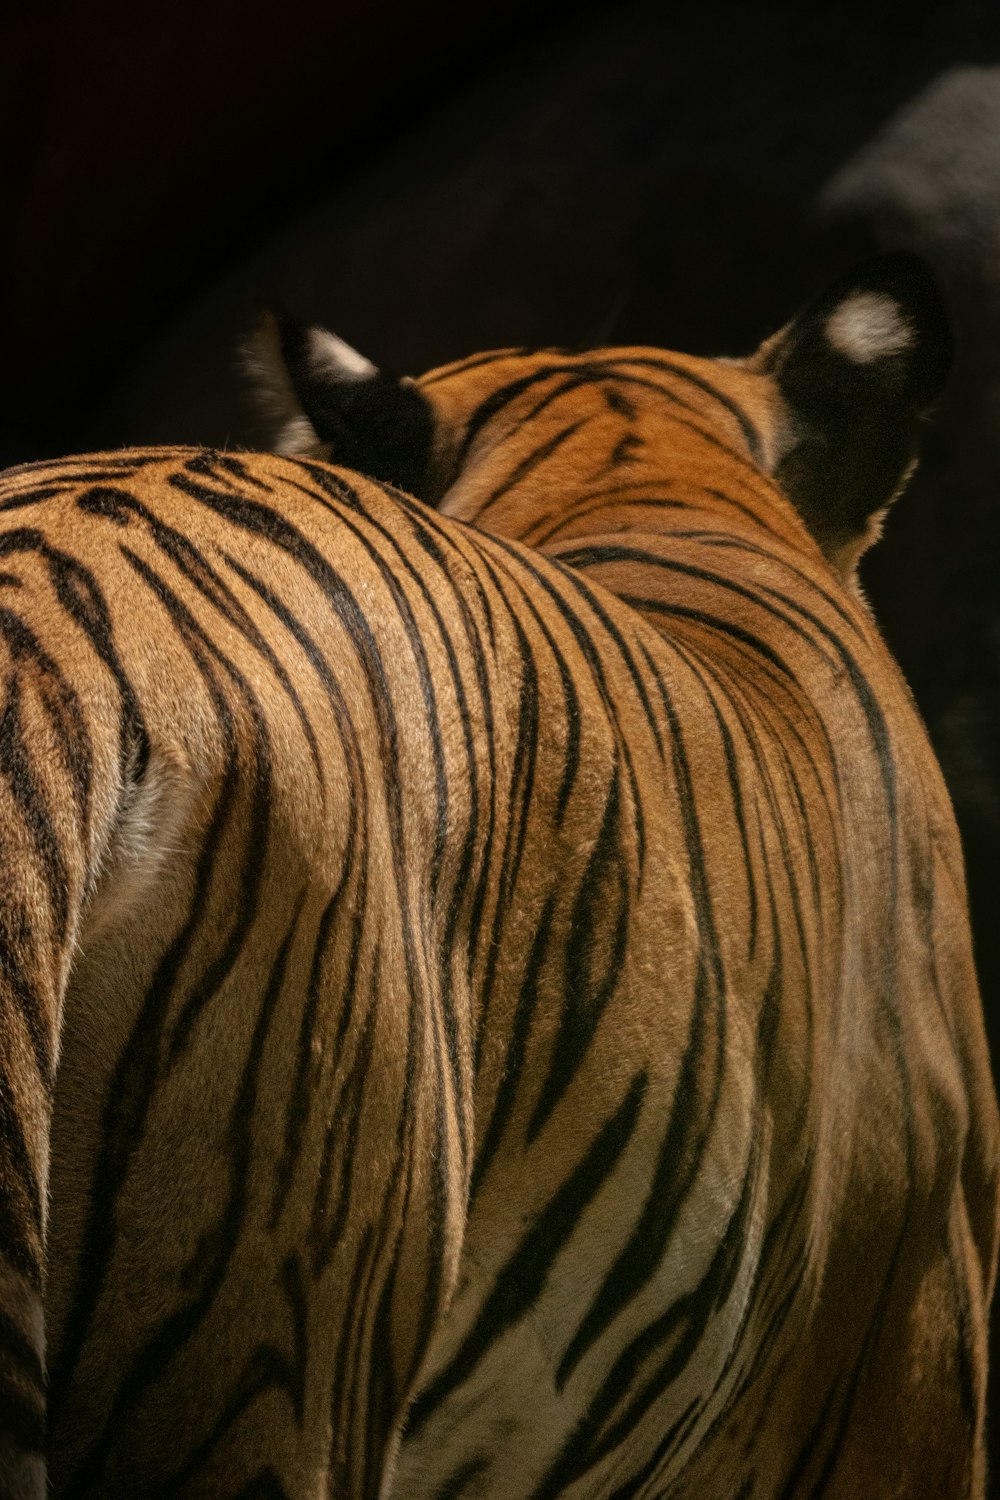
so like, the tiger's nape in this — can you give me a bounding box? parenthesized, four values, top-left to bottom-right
(0, 257, 995, 1499)
(254, 252, 951, 585)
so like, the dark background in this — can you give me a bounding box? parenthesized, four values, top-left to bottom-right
(5, 0, 1000, 1480)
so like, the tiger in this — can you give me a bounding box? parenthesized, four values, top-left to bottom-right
(0, 253, 996, 1500)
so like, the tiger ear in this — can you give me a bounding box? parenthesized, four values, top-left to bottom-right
(755, 253, 951, 576)
(246, 310, 435, 496)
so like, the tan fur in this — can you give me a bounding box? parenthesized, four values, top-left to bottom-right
(0, 315, 995, 1500)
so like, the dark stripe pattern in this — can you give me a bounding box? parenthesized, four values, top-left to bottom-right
(0, 325, 993, 1500)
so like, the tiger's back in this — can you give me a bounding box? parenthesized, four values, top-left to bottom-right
(0, 255, 996, 1498)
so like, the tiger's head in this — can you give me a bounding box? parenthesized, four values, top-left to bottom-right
(248, 255, 950, 585)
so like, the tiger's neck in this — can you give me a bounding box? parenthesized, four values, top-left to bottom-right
(438, 417, 813, 563)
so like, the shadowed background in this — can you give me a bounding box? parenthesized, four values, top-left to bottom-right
(5, 0, 1000, 1474)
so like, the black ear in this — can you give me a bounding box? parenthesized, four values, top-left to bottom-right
(757, 253, 951, 570)
(247, 311, 435, 497)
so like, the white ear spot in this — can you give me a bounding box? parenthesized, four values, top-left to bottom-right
(308, 327, 378, 382)
(275, 413, 323, 456)
(824, 292, 914, 363)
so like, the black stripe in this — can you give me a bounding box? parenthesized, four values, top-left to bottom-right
(474, 419, 589, 523)
(563, 541, 898, 860)
(64, 896, 302, 1494)
(535, 1158, 757, 1499)
(481, 539, 652, 871)
(431, 1453, 491, 1500)
(158, 1254, 310, 1494)
(405, 1071, 648, 1436)
(0, 897, 55, 1102)
(529, 494, 688, 549)
(0, 674, 70, 944)
(271, 887, 346, 1232)
(470, 602, 542, 1080)
(602, 354, 764, 461)
(526, 762, 631, 1140)
(0, 601, 94, 836)
(81, 487, 326, 790)
(470, 891, 557, 1200)
(419, 347, 533, 386)
(456, 359, 763, 469)
(48, 579, 253, 1424)
(279, 475, 473, 1171)
(0, 1065, 43, 1284)
(309, 948, 381, 1275)
(32, 536, 149, 783)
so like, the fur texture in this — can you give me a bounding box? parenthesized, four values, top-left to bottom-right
(0, 256, 996, 1499)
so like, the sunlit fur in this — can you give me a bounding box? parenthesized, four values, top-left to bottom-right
(0, 274, 997, 1499)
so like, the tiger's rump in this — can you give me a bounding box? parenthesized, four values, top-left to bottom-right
(0, 447, 508, 1495)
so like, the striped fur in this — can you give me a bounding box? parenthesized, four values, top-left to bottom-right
(0, 257, 997, 1497)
